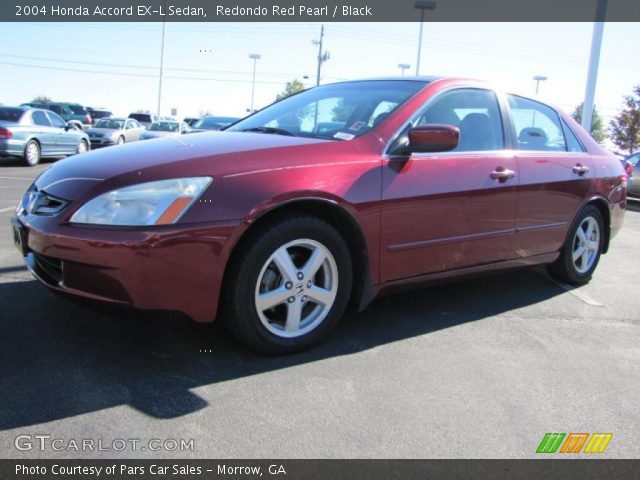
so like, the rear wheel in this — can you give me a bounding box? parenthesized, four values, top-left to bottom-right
(117, 136, 125, 145)
(23, 140, 40, 167)
(224, 215, 352, 354)
(547, 205, 604, 285)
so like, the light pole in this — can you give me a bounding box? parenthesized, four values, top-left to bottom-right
(414, 0, 437, 76)
(156, 5, 168, 119)
(398, 63, 411, 76)
(249, 53, 261, 114)
(582, 0, 608, 135)
(533, 75, 547, 96)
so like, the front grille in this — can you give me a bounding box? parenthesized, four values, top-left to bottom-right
(26, 189, 68, 216)
(32, 252, 63, 284)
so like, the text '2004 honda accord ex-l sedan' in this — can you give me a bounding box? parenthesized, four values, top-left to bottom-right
(11, 77, 626, 354)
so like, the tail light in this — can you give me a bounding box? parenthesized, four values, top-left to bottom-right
(85, 115, 92, 125)
(0, 127, 12, 139)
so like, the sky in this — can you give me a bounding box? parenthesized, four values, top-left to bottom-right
(0, 21, 638, 146)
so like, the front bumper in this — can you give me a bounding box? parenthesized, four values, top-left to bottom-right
(11, 214, 240, 322)
(88, 137, 115, 148)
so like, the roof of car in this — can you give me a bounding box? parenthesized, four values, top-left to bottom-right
(333, 76, 444, 84)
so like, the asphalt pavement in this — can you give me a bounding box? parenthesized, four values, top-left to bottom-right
(0, 157, 638, 459)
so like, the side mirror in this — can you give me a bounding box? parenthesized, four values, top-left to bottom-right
(407, 124, 459, 153)
(65, 123, 76, 131)
(394, 124, 459, 155)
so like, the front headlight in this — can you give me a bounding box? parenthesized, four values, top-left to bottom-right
(70, 177, 212, 226)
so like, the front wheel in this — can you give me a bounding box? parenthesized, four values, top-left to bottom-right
(224, 215, 352, 354)
(547, 205, 604, 285)
(76, 140, 88, 155)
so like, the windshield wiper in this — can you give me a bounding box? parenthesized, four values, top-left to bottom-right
(241, 127, 297, 137)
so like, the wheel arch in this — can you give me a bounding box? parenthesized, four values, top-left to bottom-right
(570, 195, 611, 254)
(222, 197, 375, 315)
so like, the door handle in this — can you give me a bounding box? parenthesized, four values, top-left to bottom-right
(490, 167, 516, 182)
(572, 164, 590, 176)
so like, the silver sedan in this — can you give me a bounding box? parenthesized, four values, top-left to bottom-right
(626, 152, 640, 197)
(85, 118, 145, 148)
(139, 121, 191, 140)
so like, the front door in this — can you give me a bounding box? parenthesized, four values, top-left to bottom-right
(380, 88, 518, 282)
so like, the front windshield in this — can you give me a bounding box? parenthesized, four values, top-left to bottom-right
(227, 80, 428, 140)
(95, 119, 124, 129)
(195, 117, 239, 130)
(149, 121, 179, 132)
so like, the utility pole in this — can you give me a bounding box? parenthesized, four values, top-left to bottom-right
(582, 0, 608, 136)
(313, 25, 329, 86)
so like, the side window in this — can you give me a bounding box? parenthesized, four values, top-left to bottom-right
(415, 89, 504, 152)
(508, 95, 567, 151)
(368, 101, 399, 127)
(32, 111, 51, 127)
(125, 120, 133, 129)
(47, 111, 66, 128)
(561, 119, 585, 153)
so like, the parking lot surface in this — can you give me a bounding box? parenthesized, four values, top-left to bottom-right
(0, 158, 639, 459)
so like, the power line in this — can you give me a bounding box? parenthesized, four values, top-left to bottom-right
(0, 53, 307, 78)
(0, 60, 292, 85)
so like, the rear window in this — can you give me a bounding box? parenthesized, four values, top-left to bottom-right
(0, 107, 24, 122)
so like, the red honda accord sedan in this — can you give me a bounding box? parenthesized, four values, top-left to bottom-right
(11, 77, 626, 354)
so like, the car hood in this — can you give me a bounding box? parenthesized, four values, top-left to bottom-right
(142, 130, 176, 138)
(35, 131, 329, 201)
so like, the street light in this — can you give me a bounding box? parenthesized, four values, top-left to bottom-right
(398, 63, 411, 76)
(533, 75, 548, 95)
(249, 53, 261, 114)
(414, 0, 437, 76)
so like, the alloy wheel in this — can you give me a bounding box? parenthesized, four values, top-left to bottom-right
(572, 216, 600, 274)
(254, 239, 338, 338)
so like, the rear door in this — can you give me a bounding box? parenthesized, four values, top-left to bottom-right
(506, 95, 594, 258)
(30, 110, 58, 155)
(380, 88, 519, 282)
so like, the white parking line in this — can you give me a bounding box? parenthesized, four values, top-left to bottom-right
(0, 206, 16, 213)
(542, 274, 605, 306)
(0, 176, 34, 181)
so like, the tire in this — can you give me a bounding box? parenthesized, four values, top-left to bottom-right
(117, 136, 125, 145)
(23, 140, 40, 167)
(76, 139, 88, 155)
(224, 215, 353, 355)
(547, 205, 604, 285)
